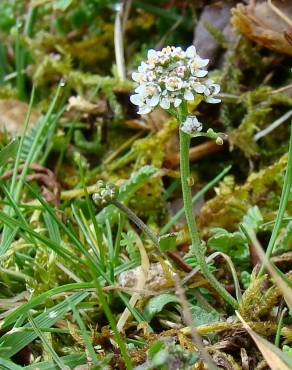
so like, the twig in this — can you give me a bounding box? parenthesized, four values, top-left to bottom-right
(166, 140, 223, 167)
(267, 0, 292, 28)
(155, 16, 183, 50)
(122, 0, 133, 33)
(254, 110, 292, 141)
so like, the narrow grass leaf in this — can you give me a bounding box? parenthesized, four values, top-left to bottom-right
(69, 303, 99, 366)
(24, 354, 86, 370)
(27, 313, 69, 370)
(259, 122, 292, 275)
(0, 357, 23, 370)
(0, 291, 89, 358)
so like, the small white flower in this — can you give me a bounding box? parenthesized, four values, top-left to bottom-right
(171, 46, 184, 58)
(204, 79, 220, 95)
(165, 76, 183, 91)
(204, 79, 221, 104)
(180, 116, 203, 135)
(132, 72, 143, 83)
(189, 57, 209, 78)
(161, 46, 172, 55)
(191, 56, 209, 69)
(176, 65, 187, 78)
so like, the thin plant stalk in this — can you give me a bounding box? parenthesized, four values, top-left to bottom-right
(179, 129, 238, 309)
(112, 200, 160, 248)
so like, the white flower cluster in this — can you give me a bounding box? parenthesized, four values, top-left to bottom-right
(180, 115, 203, 135)
(130, 45, 221, 115)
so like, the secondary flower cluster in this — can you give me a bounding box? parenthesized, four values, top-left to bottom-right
(130, 45, 220, 115)
(92, 181, 118, 207)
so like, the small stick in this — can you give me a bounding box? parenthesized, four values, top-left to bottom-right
(165, 140, 223, 167)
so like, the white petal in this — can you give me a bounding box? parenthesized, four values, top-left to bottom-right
(205, 97, 221, 104)
(138, 105, 152, 114)
(186, 45, 196, 58)
(204, 88, 211, 96)
(194, 69, 208, 78)
(138, 62, 148, 73)
(194, 84, 206, 94)
(160, 98, 170, 110)
(148, 95, 160, 107)
(130, 94, 144, 106)
(135, 84, 146, 94)
(147, 49, 157, 59)
(198, 58, 209, 67)
(174, 98, 182, 107)
(184, 91, 194, 101)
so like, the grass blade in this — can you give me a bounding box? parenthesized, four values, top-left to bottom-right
(27, 313, 69, 370)
(0, 292, 89, 358)
(259, 122, 292, 275)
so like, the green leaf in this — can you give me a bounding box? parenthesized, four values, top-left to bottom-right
(208, 228, 249, 265)
(142, 294, 178, 321)
(241, 206, 263, 231)
(189, 305, 220, 327)
(0, 138, 19, 168)
(158, 233, 177, 252)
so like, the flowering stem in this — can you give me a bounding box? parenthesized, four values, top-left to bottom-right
(112, 200, 160, 248)
(179, 130, 238, 309)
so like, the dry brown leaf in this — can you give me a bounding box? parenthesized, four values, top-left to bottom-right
(67, 95, 106, 114)
(236, 311, 292, 370)
(231, 1, 292, 55)
(0, 99, 40, 136)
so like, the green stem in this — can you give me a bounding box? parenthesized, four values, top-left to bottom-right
(258, 122, 292, 276)
(162, 165, 231, 234)
(113, 200, 160, 248)
(179, 130, 238, 309)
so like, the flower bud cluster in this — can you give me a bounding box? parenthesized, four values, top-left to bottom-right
(92, 181, 118, 207)
(130, 45, 221, 115)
